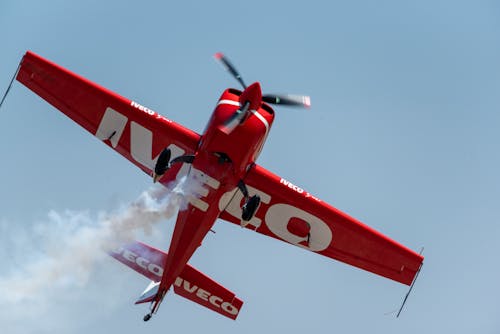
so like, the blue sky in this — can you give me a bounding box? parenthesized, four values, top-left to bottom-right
(1, 1, 500, 333)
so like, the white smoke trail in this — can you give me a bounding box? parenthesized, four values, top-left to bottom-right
(0, 175, 201, 304)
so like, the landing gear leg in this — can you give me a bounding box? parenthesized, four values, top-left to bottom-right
(238, 180, 261, 221)
(237, 180, 249, 200)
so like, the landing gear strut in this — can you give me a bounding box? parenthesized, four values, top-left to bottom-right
(238, 180, 260, 221)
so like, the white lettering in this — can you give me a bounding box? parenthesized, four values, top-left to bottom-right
(209, 295, 223, 308)
(221, 302, 239, 315)
(131, 100, 155, 115)
(219, 185, 271, 229)
(96, 107, 128, 148)
(220, 185, 334, 253)
(186, 168, 220, 212)
(130, 121, 154, 168)
(265, 203, 332, 251)
(95, 107, 186, 171)
(196, 288, 210, 301)
(148, 263, 163, 277)
(174, 277, 183, 287)
(280, 178, 304, 194)
(123, 249, 137, 262)
(183, 281, 198, 293)
(136, 256, 149, 269)
(115, 248, 163, 277)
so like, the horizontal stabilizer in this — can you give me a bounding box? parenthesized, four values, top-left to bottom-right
(109, 241, 243, 320)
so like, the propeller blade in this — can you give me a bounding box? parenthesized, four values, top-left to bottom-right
(220, 112, 242, 135)
(219, 101, 250, 135)
(214, 52, 247, 89)
(262, 94, 311, 108)
(214, 53, 312, 109)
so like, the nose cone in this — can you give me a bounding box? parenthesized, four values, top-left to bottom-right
(239, 82, 262, 111)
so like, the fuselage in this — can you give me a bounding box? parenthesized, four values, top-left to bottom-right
(156, 83, 275, 306)
(200, 85, 275, 176)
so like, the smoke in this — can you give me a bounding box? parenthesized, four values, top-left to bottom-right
(0, 175, 201, 305)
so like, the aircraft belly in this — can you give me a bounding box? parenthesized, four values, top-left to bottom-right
(159, 159, 238, 294)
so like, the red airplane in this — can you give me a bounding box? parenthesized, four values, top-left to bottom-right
(13, 51, 423, 321)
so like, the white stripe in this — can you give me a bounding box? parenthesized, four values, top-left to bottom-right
(217, 99, 240, 107)
(250, 109, 269, 134)
(217, 99, 269, 134)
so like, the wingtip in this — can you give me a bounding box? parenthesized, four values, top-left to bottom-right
(303, 96, 312, 108)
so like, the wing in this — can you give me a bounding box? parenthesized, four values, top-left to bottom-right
(219, 164, 423, 286)
(16, 51, 200, 183)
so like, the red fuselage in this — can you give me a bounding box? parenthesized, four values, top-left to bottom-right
(157, 83, 275, 303)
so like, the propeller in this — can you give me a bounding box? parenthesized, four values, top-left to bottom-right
(262, 94, 311, 108)
(220, 101, 250, 134)
(214, 52, 247, 89)
(214, 52, 311, 109)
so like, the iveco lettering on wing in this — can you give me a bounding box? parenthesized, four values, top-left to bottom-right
(95, 107, 185, 170)
(280, 178, 304, 194)
(131, 101, 156, 115)
(131, 101, 172, 122)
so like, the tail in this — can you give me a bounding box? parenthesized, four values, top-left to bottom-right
(109, 241, 243, 320)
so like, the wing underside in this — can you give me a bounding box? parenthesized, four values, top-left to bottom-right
(219, 164, 423, 286)
(16, 51, 200, 184)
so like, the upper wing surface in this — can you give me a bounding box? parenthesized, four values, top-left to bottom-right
(219, 164, 423, 285)
(16, 51, 200, 181)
